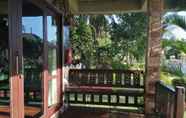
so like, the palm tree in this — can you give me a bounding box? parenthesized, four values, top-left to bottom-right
(162, 13, 186, 59)
(89, 15, 109, 39)
(163, 13, 186, 31)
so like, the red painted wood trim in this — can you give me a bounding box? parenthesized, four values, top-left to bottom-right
(9, 0, 24, 117)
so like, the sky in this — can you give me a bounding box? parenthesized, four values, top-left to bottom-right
(22, 16, 57, 42)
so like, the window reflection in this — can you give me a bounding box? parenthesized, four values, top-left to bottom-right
(22, 16, 43, 117)
(0, 15, 10, 117)
(47, 16, 57, 44)
(22, 17, 43, 39)
(63, 26, 70, 49)
(47, 16, 58, 106)
(0, 1, 9, 117)
(48, 48, 57, 76)
(0, 16, 9, 90)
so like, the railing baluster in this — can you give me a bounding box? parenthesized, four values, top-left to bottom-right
(116, 72, 122, 86)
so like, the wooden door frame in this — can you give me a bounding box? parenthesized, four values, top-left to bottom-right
(44, 13, 63, 118)
(23, 1, 63, 117)
(8, 0, 63, 117)
(9, 0, 24, 118)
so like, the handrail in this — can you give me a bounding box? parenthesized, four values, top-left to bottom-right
(69, 69, 144, 73)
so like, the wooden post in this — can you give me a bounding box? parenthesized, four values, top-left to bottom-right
(175, 86, 185, 118)
(145, 0, 164, 115)
(9, 0, 24, 117)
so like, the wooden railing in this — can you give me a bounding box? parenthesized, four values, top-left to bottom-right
(65, 69, 145, 112)
(24, 68, 42, 103)
(0, 68, 42, 105)
(155, 81, 185, 118)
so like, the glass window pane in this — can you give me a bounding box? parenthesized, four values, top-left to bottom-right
(22, 1, 44, 117)
(47, 16, 57, 45)
(63, 26, 70, 49)
(48, 79, 57, 106)
(0, 1, 10, 117)
(48, 48, 57, 76)
(47, 16, 58, 107)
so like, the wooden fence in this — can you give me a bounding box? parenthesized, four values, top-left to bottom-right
(155, 81, 185, 118)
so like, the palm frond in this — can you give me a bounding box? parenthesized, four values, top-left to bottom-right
(164, 13, 186, 30)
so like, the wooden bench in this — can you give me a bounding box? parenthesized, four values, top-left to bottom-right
(65, 69, 145, 113)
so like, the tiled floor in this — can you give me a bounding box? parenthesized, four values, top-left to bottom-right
(61, 107, 144, 118)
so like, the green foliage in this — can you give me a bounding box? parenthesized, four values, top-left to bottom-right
(70, 13, 148, 69)
(111, 61, 129, 70)
(110, 13, 148, 64)
(70, 16, 95, 68)
(162, 40, 186, 54)
(161, 13, 186, 88)
(161, 61, 184, 77)
(164, 13, 186, 30)
(89, 15, 109, 38)
(162, 40, 186, 60)
(129, 63, 145, 70)
(160, 72, 174, 85)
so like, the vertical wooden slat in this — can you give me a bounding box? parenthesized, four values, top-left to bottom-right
(124, 72, 130, 87)
(106, 72, 113, 86)
(115, 72, 122, 86)
(134, 72, 140, 87)
(175, 87, 185, 118)
(98, 72, 104, 85)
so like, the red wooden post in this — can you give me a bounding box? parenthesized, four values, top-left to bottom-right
(175, 86, 185, 118)
(66, 48, 73, 65)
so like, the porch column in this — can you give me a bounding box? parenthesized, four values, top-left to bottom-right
(145, 0, 163, 115)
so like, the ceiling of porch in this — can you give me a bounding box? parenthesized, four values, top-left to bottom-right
(0, 0, 8, 14)
(67, 0, 147, 14)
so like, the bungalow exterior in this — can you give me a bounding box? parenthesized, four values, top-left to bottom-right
(0, 0, 185, 118)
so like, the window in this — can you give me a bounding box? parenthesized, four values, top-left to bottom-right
(47, 16, 59, 106)
(22, 1, 44, 117)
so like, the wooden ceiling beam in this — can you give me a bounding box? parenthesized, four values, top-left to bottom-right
(68, 0, 147, 14)
(68, 0, 79, 13)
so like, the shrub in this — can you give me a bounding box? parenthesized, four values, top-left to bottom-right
(160, 72, 173, 85)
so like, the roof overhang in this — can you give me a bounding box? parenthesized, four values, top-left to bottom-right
(67, 0, 147, 14)
(65, 0, 186, 15)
